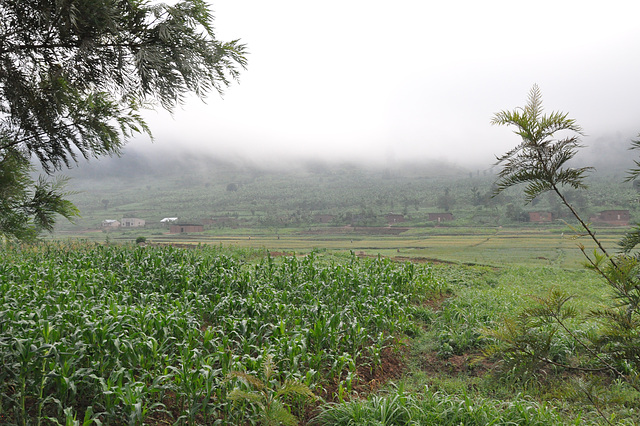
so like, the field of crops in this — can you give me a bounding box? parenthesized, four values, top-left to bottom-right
(0, 242, 444, 424)
(3, 241, 638, 425)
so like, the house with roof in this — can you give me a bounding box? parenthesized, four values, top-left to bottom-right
(529, 211, 553, 223)
(590, 210, 630, 226)
(101, 219, 120, 228)
(121, 218, 145, 228)
(169, 224, 204, 233)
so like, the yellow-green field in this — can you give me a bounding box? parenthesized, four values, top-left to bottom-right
(73, 225, 628, 269)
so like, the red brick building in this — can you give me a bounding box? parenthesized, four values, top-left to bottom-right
(529, 211, 552, 223)
(590, 210, 630, 226)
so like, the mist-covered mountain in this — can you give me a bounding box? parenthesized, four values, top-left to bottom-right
(58, 145, 476, 182)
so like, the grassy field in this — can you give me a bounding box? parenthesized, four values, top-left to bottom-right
(56, 224, 627, 269)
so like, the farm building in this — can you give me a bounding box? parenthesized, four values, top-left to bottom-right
(529, 211, 553, 223)
(385, 214, 405, 224)
(590, 210, 630, 226)
(428, 213, 454, 222)
(170, 224, 204, 233)
(101, 219, 120, 228)
(121, 218, 145, 228)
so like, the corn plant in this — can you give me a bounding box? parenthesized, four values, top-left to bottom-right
(0, 242, 433, 424)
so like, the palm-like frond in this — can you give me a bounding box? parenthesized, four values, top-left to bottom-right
(276, 380, 316, 400)
(227, 370, 266, 391)
(492, 84, 590, 202)
(619, 226, 640, 254)
(264, 400, 299, 426)
(625, 136, 640, 182)
(227, 355, 316, 426)
(228, 388, 265, 406)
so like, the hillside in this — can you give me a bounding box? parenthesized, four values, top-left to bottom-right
(53, 147, 638, 234)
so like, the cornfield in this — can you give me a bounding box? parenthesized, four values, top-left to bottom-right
(0, 242, 440, 425)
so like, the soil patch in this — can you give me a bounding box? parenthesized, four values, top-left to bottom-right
(420, 351, 494, 377)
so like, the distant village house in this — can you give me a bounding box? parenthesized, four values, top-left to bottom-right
(121, 218, 145, 228)
(428, 213, 454, 222)
(590, 210, 630, 226)
(170, 224, 204, 233)
(101, 219, 120, 228)
(529, 211, 553, 223)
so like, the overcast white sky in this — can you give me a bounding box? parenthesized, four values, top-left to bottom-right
(135, 0, 640, 168)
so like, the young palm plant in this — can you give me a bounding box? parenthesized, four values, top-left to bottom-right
(489, 85, 640, 416)
(491, 84, 603, 255)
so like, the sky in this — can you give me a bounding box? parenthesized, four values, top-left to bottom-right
(134, 0, 640, 169)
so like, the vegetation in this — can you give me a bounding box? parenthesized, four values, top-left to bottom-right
(0, 242, 434, 424)
(54, 151, 639, 233)
(0, 0, 246, 240)
(0, 151, 79, 242)
(227, 354, 316, 425)
(485, 85, 640, 424)
(312, 386, 570, 426)
(4, 241, 640, 424)
(3, 16, 640, 420)
(3, 94, 629, 423)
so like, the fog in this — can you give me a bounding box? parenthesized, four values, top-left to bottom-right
(129, 1, 640, 170)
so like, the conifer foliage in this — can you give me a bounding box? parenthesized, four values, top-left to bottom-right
(0, 0, 247, 240)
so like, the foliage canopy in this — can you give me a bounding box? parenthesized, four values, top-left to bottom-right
(0, 0, 247, 240)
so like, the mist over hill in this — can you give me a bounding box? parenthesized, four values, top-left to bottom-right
(57, 128, 640, 184)
(43, 128, 640, 237)
(577, 131, 639, 173)
(60, 145, 477, 182)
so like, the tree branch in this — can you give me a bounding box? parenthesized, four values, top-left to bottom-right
(0, 41, 145, 55)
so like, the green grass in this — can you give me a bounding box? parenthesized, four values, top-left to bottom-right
(312, 385, 575, 425)
(396, 263, 640, 425)
(55, 225, 627, 270)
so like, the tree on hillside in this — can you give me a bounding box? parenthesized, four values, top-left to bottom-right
(0, 0, 247, 240)
(437, 187, 454, 212)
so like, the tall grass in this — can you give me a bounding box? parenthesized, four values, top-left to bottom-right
(311, 386, 574, 425)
